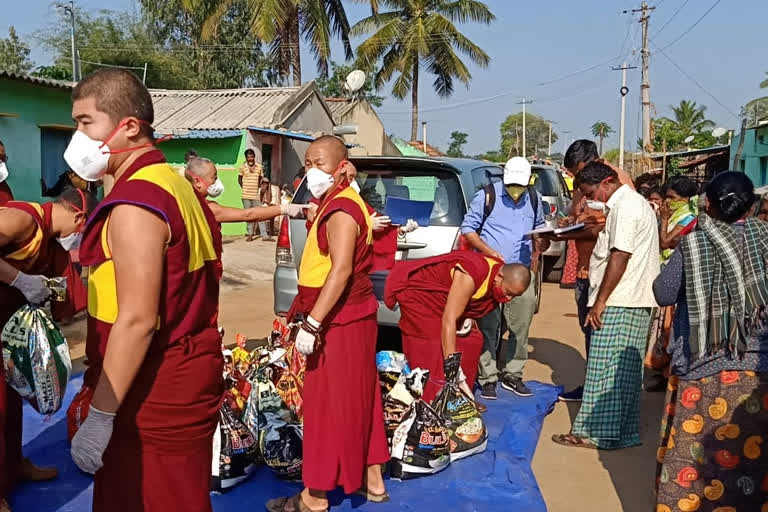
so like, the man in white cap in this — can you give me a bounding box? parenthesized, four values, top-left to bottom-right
(461, 156, 548, 400)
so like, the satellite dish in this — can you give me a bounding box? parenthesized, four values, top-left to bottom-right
(684, 135, 695, 144)
(712, 127, 727, 138)
(343, 70, 366, 93)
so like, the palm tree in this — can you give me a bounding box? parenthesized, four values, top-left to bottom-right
(760, 72, 768, 89)
(352, 0, 495, 141)
(188, 0, 354, 85)
(590, 121, 614, 154)
(664, 100, 715, 136)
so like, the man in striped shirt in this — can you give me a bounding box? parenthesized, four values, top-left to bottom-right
(238, 148, 272, 242)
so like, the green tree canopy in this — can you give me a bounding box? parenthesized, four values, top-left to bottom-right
(0, 27, 34, 74)
(316, 62, 384, 107)
(352, 0, 495, 141)
(662, 100, 715, 136)
(760, 72, 768, 89)
(590, 121, 614, 154)
(446, 131, 468, 157)
(500, 111, 557, 158)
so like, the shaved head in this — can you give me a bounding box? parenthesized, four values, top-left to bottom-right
(185, 157, 217, 196)
(492, 263, 531, 301)
(311, 135, 348, 162)
(304, 135, 349, 180)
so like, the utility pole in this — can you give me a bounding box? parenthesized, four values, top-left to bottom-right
(561, 130, 572, 162)
(612, 62, 637, 169)
(57, 1, 78, 82)
(546, 120, 556, 157)
(422, 122, 427, 153)
(632, 1, 655, 154)
(142, 63, 148, 84)
(517, 99, 534, 158)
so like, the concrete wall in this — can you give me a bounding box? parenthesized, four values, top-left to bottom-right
(339, 101, 387, 156)
(283, 94, 333, 186)
(730, 125, 768, 186)
(0, 78, 74, 202)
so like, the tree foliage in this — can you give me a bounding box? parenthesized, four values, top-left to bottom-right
(0, 27, 34, 74)
(352, 0, 495, 140)
(760, 72, 768, 89)
(38, 4, 276, 89)
(187, 0, 354, 85)
(590, 121, 614, 154)
(500, 111, 557, 158)
(315, 62, 384, 107)
(446, 131, 468, 157)
(662, 100, 715, 136)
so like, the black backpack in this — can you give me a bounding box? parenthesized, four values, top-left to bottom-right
(477, 182, 539, 235)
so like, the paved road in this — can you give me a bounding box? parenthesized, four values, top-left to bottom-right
(62, 238, 663, 511)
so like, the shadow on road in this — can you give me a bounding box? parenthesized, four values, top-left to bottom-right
(528, 337, 585, 424)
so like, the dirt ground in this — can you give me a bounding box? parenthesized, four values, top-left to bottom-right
(62, 237, 663, 511)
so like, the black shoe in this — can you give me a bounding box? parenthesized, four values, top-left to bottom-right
(501, 375, 532, 397)
(480, 382, 497, 400)
(558, 385, 584, 402)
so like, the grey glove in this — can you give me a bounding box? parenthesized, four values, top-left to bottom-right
(10, 271, 51, 305)
(71, 406, 116, 474)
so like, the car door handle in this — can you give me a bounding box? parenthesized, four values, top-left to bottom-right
(397, 242, 428, 250)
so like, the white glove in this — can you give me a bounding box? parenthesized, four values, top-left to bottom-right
(399, 219, 419, 235)
(281, 203, 308, 217)
(295, 315, 322, 356)
(370, 212, 392, 231)
(456, 318, 473, 336)
(71, 406, 116, 474)
(11, 272, 51, 305)
(458, 366, 467, 384)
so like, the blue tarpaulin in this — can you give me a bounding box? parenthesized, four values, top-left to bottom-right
(12, 375, 559, 512)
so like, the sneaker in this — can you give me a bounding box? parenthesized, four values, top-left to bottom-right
(558, 385, 584, 402)
(501, 375, 532, 397)
(480, 382, 497, 400)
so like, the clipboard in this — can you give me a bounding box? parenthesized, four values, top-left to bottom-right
(384, 196, 434, 226)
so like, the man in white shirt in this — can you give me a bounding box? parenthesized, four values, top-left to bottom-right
(552, 161, 659, 450)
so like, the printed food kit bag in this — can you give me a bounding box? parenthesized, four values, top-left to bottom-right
(382, 367, 428, 447)
(389, 369, 451, 480)
(2, 305, 72, 414)
(431, 352, 488, 461)
(376, 350, 411, 396)
(211, 400, 258, 491)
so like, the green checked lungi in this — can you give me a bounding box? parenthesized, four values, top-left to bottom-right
(571, 306, 652, 449)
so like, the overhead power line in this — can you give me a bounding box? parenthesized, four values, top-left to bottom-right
(78, 59, 145, 70)
(651, 42, 738, 119)
(658, 0, 722, 50)
(652, 0, 690, 38)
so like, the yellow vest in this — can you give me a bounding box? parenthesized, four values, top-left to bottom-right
(298, 186, 373, 288)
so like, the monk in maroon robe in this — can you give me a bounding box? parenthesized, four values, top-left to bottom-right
(0, 188, 92, 512)
(268, 136, 389, 512)
(385, 252, 530, 403)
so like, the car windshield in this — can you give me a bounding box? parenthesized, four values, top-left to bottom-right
(294, 168, 465, 227)
(531, 169, 561, 197)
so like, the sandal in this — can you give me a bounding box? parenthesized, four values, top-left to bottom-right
(474, 401, 488, 413)
(551, 433, 597, 449)
(266, 493, 327, 512)
(354, 488, 390, 503)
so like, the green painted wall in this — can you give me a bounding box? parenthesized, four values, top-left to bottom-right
(0, 78, 74, 203)
(730, 126, 768, 187)
(158, 133, 249, 235)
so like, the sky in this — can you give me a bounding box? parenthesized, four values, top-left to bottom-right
(4, 0, 767, 155)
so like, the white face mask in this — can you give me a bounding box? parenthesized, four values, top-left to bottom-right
(64, 130, 112, 182)
(350, 180, 361, 193)
(306, 167, 334, 198)
(0, 162, 8, 183)
(58, 232, 83, 251)
(207, 178, 225, 198)
(586, 200, 606, 212)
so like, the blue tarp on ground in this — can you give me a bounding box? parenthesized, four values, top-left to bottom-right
(12, 375, 560, 512)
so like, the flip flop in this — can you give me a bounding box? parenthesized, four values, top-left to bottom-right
(551, 433, 597, 449)
(266, 493, 327, 512)
(354, 488, 391, 503)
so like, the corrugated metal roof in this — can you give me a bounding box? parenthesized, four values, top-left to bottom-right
(0, 71, 74, 90)
(151, 87, 301, 131)
(325, 98, 356, 123)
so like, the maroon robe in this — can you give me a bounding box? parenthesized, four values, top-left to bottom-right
(385, 251, 503, 402)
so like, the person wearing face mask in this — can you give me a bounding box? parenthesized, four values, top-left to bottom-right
(659, 176, 698, 261)
(184, 156, 307, 282)
(461, 156, 548, 400)
(385, 253, 531, 404)
(552, 161, 659, 450)
(544, 140, 635, 403)
(63, 68, 222, 512)
(0, 185, 94, 512)
(268, 136, 388, 512)
(0, 140, 14, 205)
